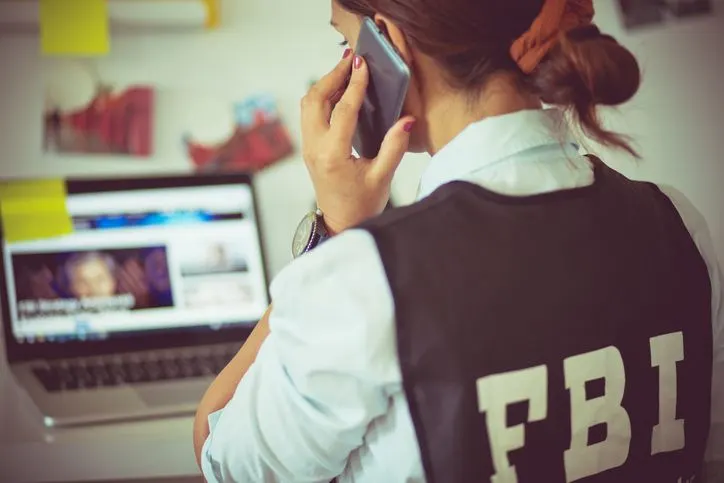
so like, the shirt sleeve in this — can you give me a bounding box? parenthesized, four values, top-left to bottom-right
(200, 229, 400, 483)
(659, 185, 724, 469)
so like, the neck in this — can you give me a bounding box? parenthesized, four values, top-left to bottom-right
(424, 73, 542, 155)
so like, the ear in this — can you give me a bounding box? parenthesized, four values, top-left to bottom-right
(373, 13, 414, 66)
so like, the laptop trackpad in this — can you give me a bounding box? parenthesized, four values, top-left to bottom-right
(135, 380, 208, 407)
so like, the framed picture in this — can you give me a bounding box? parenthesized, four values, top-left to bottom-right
(44, 61, 153, 157)
(185, 94, 295, 173)
(616, 0, 713, 30)
(667, 0, 713, 17)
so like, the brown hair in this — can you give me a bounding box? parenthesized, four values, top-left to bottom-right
(337, 0, 641, 157)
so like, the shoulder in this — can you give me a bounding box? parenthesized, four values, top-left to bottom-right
(656, 185, 712, 246)
(656, 184, 721, 311)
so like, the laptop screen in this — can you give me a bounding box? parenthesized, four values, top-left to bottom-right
(2, 179, 269, 346)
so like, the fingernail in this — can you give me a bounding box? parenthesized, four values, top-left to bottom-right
(353, 55, 363, 70)
(404, 120, 416, 133)
(342, 48, 352, 59)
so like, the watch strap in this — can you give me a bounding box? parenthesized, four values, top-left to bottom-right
(294, 209, 331, 259)
(307, 209, 330, 252)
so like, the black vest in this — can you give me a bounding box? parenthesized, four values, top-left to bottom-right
(362, 160, 712, 483)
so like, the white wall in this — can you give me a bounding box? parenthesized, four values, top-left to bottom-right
(594, 2, 724, 265)
(0, 0, 722, 279)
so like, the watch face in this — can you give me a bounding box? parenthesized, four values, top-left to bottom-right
(292, 212, 317, 258)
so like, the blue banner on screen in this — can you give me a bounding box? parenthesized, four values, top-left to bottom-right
(73, 211, 244, 231)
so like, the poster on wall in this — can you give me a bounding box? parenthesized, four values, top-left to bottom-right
(617, 0, 713, 30)
(43, 60, 154, 157)
(43, 83, 154, 157)
(184, 94, 295, 173)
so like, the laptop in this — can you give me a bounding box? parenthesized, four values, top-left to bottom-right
(0, 173, 270, 427)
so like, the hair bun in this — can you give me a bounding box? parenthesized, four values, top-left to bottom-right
(540, 24, 641, 107)
(568, 25, 639, 106)
(532, 24, 641, 156)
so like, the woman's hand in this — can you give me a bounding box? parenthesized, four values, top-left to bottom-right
(301, 50, 415, 235)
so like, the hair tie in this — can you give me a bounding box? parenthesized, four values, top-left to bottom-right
(510, 0, 595, 74)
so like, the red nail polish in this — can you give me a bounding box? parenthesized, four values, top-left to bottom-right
(353, 55, 363, 70)
(404, 120, 416, 133)
(343, 48, 352, 59)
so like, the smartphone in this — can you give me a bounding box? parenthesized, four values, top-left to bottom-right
(352, 17, 411, 159)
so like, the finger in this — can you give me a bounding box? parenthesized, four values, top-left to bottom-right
(330, 55, 369, 144)
(322, 74, 350, 125)
(313, 49, 354, 99)
(371, 116, 416, 180)
(328, 80, 348, 109)
(301, 51, 354, 135)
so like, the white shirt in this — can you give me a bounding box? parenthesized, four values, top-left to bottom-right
(201, 109, 724, 483)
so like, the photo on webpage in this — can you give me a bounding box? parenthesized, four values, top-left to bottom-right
(176, 238, 255, 310)
(12, 246, 174, 322)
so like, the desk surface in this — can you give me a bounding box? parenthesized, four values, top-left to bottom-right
(0, 351, 202, 483)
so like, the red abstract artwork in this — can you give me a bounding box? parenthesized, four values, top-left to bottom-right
(44, 84, 154, 157)
(184, 94, 295, 173)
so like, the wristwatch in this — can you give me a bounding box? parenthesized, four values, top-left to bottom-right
(292, 208, 331, 259)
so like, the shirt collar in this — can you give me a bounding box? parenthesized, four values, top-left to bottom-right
(417, 109, 578, 200)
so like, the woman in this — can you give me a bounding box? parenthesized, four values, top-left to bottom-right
(194, 0, 723, 481)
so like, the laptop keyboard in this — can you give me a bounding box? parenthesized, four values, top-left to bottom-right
(31, 344, 239, 393)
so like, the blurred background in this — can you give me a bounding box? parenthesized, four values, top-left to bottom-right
(0, 0, 722, 482)
(0, 1, 719, 276)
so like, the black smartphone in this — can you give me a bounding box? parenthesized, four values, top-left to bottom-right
(352, 17, 411, 159)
